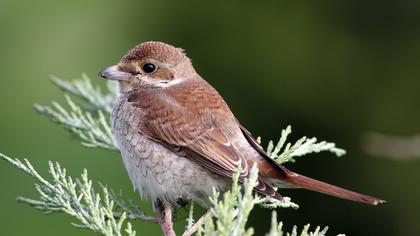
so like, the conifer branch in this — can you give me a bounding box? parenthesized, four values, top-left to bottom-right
(264, 125, 345, 164)
(0, 152, 155, 235)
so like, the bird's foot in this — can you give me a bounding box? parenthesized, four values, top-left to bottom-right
(155, 200, 176, 236)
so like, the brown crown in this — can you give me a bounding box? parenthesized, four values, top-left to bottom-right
(121, 41, 188, 65)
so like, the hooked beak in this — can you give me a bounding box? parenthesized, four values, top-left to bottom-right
(98, 65, 131, 81)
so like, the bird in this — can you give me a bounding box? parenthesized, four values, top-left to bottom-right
(99, 41, 384, 235)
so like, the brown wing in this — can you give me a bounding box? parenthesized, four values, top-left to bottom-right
(127, 78, 282, 200)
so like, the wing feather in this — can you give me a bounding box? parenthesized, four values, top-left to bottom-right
(126, 79, 282, 200)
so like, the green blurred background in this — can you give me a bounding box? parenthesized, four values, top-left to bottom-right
(1, 0, 419, 235)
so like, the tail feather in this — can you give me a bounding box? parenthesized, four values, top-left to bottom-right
(239, 124, 385, 205)
(281, 171, 385, 205)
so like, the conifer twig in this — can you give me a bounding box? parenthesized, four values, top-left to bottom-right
(0, 152, 155, 236)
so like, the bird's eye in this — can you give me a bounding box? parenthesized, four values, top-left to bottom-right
(142, 63, 157, 73)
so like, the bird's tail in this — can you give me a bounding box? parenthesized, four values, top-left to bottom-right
(276, 168, 385, 205)
(240, 125, 385, 205)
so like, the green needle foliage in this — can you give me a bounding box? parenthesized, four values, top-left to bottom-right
(34, 75, 118, 151)
(0, 153, 141, 236)
(263, 125, 345, 164)
(0, 75, 346, 235)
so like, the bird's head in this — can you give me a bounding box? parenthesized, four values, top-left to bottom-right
(99, 41, 195, 92)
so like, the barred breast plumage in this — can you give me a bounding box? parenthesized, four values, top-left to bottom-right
(111, 93, 229, 207)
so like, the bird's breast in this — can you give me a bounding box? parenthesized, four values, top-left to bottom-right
(110, 96, 228, 206)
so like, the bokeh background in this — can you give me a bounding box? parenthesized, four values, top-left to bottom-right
(1, 1, 419, 235)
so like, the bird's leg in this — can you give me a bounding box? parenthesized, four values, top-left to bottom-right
(155, 200, 176, 236)
(182, 210, 212, 236)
